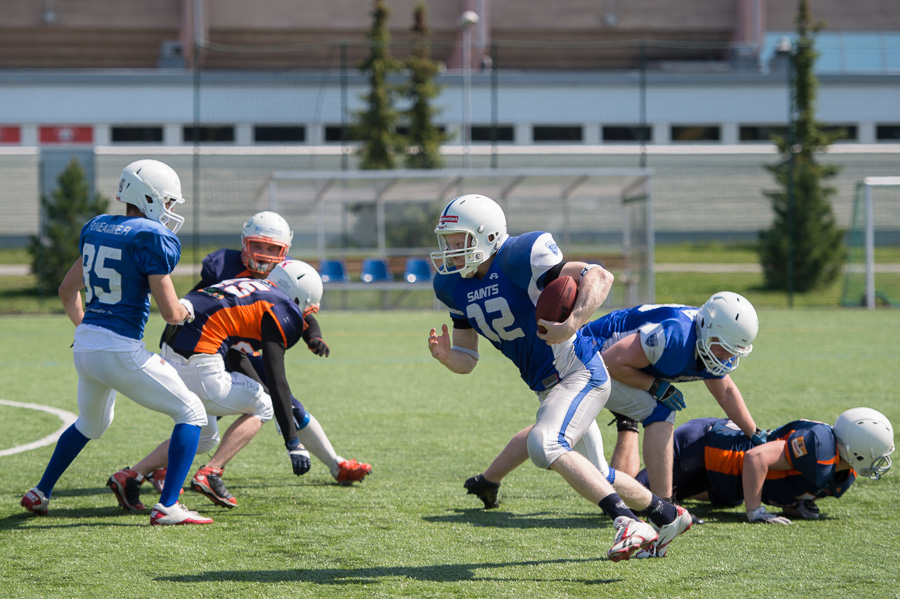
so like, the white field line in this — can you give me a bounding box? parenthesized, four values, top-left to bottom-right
(0, 399, 78, 457)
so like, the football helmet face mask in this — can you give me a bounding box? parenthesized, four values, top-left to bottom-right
(116, 160, 186, 233)
(268, 259, 322, 318)
(695, 291, 759, 376)
(241, 211, 293, 275)
(431, 194, 508, 278)
(833, 407, 894, 480)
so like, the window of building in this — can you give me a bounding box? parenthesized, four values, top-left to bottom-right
(533, 125, 583, 143)
(739, 125, 789, 142)
(324, 125, 362, 142)
(671, 125, 720, 142)
(471, 125, 515, 142)
(183, 125, 234, 143)
(602, 126, 651, 142)
(876, 124, 900, 141)
(111, 126, 163, 143)
(254, 126, 305, 143)
(822, 124, 857, 142)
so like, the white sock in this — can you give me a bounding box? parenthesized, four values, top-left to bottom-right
(296, 413, 339, 469)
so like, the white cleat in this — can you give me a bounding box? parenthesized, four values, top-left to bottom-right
(635, 505, 693, 558)
(608, 517, 658, 562)
(149, 502, 213, 526)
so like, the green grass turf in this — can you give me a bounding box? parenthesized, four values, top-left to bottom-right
(1, 310, 898, 598)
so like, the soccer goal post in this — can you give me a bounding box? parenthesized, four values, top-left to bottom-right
(260, 167, 655, 308)
(842, 177, 900, 309)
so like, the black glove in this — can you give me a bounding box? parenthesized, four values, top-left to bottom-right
(286, 439, 311, 476)
(648, 378, 686, 411)
(307, 337, 330, 357)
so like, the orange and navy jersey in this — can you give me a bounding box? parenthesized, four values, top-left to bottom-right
(168, 277, 305, 358)
(703, 418, 856, 507)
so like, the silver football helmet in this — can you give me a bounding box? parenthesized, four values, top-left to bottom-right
(268, 259, 323, 317)
(241, 211, 293, 275)
(116, 159, 186, 233)
(430, 194, 508, 278)
(695, 291, 759, 376)
(834, 407, 894, 480)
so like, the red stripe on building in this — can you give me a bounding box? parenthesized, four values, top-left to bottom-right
(39, 126, 93, 144)
(0, 126, 21, 144)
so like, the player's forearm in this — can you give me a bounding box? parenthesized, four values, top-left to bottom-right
(711, 383, 757, 436)
(58, 258, 85, 326)
(607, 363, 655, 391)
(569, 266, 614, 326)
(438, 349, 478, 374)
(742, 451, 767, 511)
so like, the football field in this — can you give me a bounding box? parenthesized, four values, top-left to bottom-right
(1, 309, 898, 599)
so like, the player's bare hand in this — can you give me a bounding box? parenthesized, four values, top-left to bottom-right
(536, 318, 576, 345)
(428, 325, 452, 362)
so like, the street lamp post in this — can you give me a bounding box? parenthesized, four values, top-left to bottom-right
(459, 10, 479, 170)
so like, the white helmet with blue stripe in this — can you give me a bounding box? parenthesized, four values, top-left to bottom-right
(431, 194, 508, 278)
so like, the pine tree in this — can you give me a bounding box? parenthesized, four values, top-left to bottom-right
(354, 0, 402, 170)
(758, 0, 845, 293)
(29, 158, 109, 296)
(404, 2, 447, 169)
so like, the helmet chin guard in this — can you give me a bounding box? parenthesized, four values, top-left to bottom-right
(431, 194, 508, 278)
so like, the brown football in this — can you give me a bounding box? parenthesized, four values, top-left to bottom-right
(535, 275, 578, 332)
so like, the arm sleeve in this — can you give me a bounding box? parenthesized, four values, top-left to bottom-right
(261, 312, 297, 447)
(226, 348, 266, 387)
(302, 313, 322, 344)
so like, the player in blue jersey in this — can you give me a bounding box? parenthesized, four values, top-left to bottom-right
(21, 159, 213, 525)
(427, 194, 691, 562)
(152, 210, 371, 487)
(108, 260, 326, 509)
(635, 407, 894, 527)
(580, 295, 765, 503)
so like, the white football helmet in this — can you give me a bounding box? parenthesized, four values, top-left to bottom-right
(695, 291, 759, 376)
(430, 194, 508, 278)
(833, 407, 894, 480)
(116, 159, 186, 233)
(241, 211, 293, 275)
(268, 259, 322, 317)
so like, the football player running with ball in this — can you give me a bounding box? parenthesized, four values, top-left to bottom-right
(21, 160, 212, 525)
(426, 194, 691, 562)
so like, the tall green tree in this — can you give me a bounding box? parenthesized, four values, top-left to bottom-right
(354, 0, 402, 170)
(29, 158, 109, 295)
(403, 2, 447, 169)
(758, 0, 845, 293)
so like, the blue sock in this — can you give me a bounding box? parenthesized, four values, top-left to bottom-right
(160, 423, 201, 507)
(641, 493, 679, 528)
(598, 493, 638, 521)
(37, 424, 90, 498)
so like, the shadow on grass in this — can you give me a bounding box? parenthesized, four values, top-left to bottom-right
(157, 557, 621, 586)
(424, 508, 606, 530)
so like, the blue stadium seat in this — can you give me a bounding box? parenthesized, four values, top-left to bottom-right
(360, 258, 392, 283)
(319, 259, 350, 284)
(404, 257, 432, 283)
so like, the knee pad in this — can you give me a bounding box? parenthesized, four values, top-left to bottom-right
(74, 418, 107, 440)
(609, 411, 640, 434)
(526, 423, 555, 469)
(291, 398, 309, 429)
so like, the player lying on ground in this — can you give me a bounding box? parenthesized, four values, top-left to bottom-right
(634, 408, 894, 525)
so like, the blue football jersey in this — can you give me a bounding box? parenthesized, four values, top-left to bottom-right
(433, 232, 604, 392)
(194, 248, 254, 291)
(79, 214, 181, 340)
(584, 304, 724, 382)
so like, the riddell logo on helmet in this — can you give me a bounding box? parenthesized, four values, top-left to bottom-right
(440, 216, 459, 223)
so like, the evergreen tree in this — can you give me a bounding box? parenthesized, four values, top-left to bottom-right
(354, 0, 402, 170)
(759, 0, 845, 293)
(29, 158, 109, 296)
(404, 2, 447, 169)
